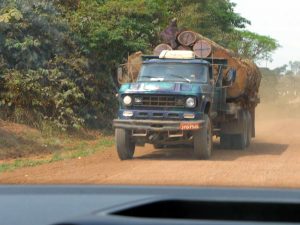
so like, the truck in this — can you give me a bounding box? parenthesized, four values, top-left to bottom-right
(113, 49, 260, 160)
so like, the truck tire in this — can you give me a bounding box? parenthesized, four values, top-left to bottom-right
(246, 110, 252, 147)
(232, 110, 248, 150)
(115, 128, 135, 160)
(193, 114, 212, 159)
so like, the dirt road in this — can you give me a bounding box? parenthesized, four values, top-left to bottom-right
(1, 105, 300, 188)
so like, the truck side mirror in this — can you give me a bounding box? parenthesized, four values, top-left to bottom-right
(117, 66, 124, 84)
(224, 69, 236, 86)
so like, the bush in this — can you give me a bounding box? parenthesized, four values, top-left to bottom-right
(0, 0, 117, 131)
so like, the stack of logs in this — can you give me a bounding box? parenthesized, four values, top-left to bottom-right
(126, 20, 261, 106)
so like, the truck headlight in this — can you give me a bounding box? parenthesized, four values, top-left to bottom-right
(186, 97, 196, 108)
(123, 95, 132, 106)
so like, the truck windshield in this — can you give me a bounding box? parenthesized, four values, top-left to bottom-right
(138, 63, 209, 83)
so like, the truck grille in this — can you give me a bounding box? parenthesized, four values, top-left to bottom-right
(133, 95, 185, 107)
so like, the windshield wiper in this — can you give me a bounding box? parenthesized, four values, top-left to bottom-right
(140, 75, 191, 83)
(139, 75, 164, 81)
(169, 74, 191, 83)
(140, 75, 155, 78)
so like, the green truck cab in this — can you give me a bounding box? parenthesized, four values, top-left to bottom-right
(113, 50, 253, 160)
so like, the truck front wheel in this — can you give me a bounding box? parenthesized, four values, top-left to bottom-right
(115, 128, 135, 160)
(193, 114, 212, 160)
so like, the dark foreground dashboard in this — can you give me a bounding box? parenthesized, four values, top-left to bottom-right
(1, 185, 300, 225)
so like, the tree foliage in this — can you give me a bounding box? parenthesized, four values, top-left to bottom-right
(165, 0, 250, 43)
(260, 65, 300, 107)
(0, 0, 116, 131)
(288, 61, 300, 76)
(272, 61, 300, 76)
(229, 31, 280, 63)
(161, 0, 279, 63)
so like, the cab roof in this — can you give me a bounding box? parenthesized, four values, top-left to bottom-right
(142, 55, 228, 66)
(143, 58, 210, 65)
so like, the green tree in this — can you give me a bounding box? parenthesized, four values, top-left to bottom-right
(0, 0, 116, 131)
(229, 31, 280, 63)
(65, 0, 167, 62)
(288, 61, 300, 75)
(273, 64, 288, 75)
(160, 0, 250, 44)
(159, 0, 279, 62)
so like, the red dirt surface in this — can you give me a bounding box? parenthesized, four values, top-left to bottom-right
(1, 105, 300, 188)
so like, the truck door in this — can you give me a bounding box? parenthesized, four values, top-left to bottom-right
(211, 65, 225, 115)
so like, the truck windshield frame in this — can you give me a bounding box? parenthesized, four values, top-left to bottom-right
(137, 63, 209, 83)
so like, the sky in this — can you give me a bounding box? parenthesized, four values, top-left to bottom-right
(232, 0, 300, 69)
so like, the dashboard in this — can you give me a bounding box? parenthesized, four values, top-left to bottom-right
(1, 185, 300, 225)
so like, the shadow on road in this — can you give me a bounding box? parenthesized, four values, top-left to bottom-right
(134, 141, 289, 161)
(211, 142, 289, 161)
(135, 145, 196, 161)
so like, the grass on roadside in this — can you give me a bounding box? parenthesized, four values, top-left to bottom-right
(0, 134, 114, 173)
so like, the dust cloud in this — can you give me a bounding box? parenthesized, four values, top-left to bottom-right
(257, 73, 300, 121)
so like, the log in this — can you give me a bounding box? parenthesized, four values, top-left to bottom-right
(177, 45, 192, 51)
(186, 32, 261, 102)
(153, 44, 173, 56)
(177, 31, 198, 46)
(192, 33, 235, 57)
(212, 48, 261, 101)
(193, 40, 212, 58)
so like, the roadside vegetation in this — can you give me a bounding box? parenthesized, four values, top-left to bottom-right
(0, 119, 114, 173)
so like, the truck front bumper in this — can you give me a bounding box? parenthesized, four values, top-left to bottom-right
(113, 119, 205, 132)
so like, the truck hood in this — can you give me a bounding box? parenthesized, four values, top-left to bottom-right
(119, 82, 211, 95)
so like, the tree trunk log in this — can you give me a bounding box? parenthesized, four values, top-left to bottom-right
(153, 44, 172, 56)
(193, 40, 212, 58)
(177, 45, 192, 50)
(188, 32, 261, 103)
(177, 31, 198, 46)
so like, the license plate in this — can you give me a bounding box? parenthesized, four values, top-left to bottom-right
(180, 122, 200, 130)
